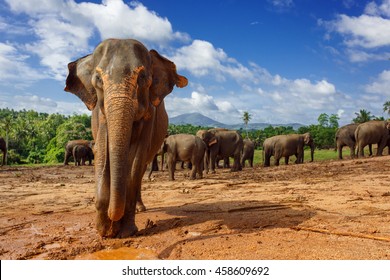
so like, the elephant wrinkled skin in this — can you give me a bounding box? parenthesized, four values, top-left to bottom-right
(65, 39, 188, 238)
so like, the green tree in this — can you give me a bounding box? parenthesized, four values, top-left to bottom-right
(383, 101, 390, 116)
(353, 109, 373, 123)
(242, 111, 252, 138)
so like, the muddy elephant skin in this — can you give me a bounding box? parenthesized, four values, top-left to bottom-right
(65, 39, 187, 238)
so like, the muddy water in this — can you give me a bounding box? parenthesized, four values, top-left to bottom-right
(76, 247, 159, 260)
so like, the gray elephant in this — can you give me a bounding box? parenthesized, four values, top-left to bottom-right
(241, 138, 255, 167)
(163, 134, 206, 180)
(263, 133, 314, 167)
(65, 38, 187, 238)
(0, 137, 6, 166)
(64, 139, 94, 165)
(198, 128, 243, 173)
(72, 144, 93, 166)
(335, 123, 373, 159)
(355, 120, 390, 157)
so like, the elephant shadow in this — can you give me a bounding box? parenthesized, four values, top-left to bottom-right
(137, 200, 315, 258)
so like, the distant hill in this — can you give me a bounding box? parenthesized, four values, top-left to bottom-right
(169, 113, 303, 130)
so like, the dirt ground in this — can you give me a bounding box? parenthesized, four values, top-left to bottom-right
(1, 155, 390, 260)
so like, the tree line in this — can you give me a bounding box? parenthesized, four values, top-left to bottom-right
(0, 107, 385, 165)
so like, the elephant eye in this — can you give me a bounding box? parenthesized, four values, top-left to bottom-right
(93, 73, 103, 89)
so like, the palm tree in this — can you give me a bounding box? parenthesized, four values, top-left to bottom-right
(242, 111, 252, 138)
(352, 109, 373, 123)
(383, 101, 390, 116)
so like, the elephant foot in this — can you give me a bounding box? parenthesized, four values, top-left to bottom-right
(96, 214, 120, 238)
(116, 224, 138, 238)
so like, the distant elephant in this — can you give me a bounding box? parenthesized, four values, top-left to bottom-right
(64, 38, 188, 238)
(0, 137, 6, 166)
(163, 134, 206, 180)
(263, 133, 314, 167)
(241, 138, 255, 167)
(199, 128, 243, 173)
(335, 123, 372, 159)
(355, 120, 390, 157)
(72, 144, 93, 166)
(148, 141, 166, 180)
(64, 139, 94, 165)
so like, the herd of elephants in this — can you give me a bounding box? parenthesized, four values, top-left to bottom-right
(1, 39, 390, 239)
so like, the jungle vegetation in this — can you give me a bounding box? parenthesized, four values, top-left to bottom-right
(0, 108, 386, 165)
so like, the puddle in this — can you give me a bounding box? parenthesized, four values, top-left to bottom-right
(76, 247, 159, 260)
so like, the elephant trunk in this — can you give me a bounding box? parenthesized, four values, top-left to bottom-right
(107, 106, 133, 221)
(105, 92, 136, 222)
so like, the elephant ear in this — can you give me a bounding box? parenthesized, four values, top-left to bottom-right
(64, 54, 97, 111)
(149, 50, 188, 107)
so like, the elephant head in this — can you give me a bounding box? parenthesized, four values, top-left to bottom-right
(303, 132, 314, 162)
(64, 39, 187, 237)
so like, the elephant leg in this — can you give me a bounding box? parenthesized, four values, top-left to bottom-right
(338, 144, 344, 160)
(210, 150, 217, 173)
(285, 156, 290, 165)
(349, 144, 355, 159)
(274, 157, 280, 166)
(167, 154, 175, 180)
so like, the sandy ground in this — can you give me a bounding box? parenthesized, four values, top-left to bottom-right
(1, 155, 390, 260)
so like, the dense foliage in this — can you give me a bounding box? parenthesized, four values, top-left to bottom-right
(1, 107, 382, 165)
(0, 108, 92, 164)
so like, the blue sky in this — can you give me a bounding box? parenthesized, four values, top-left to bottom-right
(1, 0, 390, 126)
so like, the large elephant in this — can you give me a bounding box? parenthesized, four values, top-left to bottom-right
(64, 139, 94, 165)
(241, 138, 255, 167)
(355, 120, 390, 157)
(72, 144, 93, 166)
(198, 128, 243, 173)
(163, 134, 206, 180)
(64, 39, 187, 238)
(0, 137, 6, 166)
(263, 133, 314, 167)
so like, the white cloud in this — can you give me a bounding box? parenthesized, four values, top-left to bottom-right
(171, 40, 253, 82)
(321, 0, 390, 64)
(0, 92, 90, 115)
(365, 70, 390, 96)
(0, 42, 45, 83)
(330, 14, 390, 48)
(3, 0, 189, 81)
(166, 91, 241, 123)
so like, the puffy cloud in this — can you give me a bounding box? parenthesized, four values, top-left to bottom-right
(329, 14, 390, 48)
(3, 0, 189, 81)
(365, 70, 390, 96)
(170, 40, 253, 82)
(166, 91, 240, 123)
(320, 0, 390, 64)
